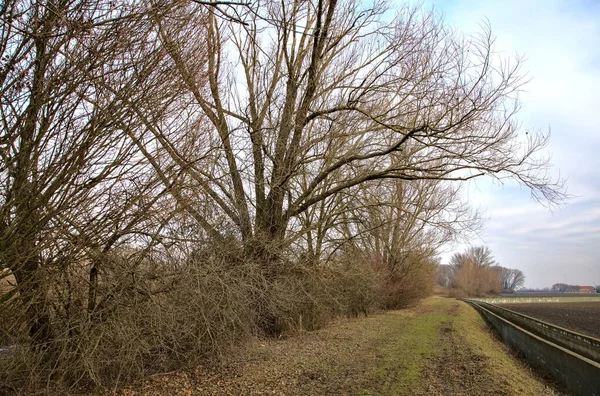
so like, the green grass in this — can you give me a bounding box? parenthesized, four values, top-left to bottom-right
(355, 297, 555, 395)
(358, 298, 454, 394)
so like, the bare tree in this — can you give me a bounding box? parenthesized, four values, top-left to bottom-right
(451, 246, 497, 269)
(500, 267, 525, 290)
(449, 245, 500, 296)
(0, 0, 186, 346)
(325, 176, 478, 307)
(551, 283, 574, 293)
(436, 264, 453, 288)
(142, 0, 563, 270)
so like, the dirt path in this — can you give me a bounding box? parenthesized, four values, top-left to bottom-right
(422, 303, 507, 395)
(116, 298, 559, 395)
(423, 325, 495, 394)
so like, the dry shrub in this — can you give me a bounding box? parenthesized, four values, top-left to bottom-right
(75, 261, 256, 386)
(1, 241, 431, 393)
(374, 255, 436, 310)
(451, 263, 501, 297)
(1, 246, 381, 392)
(331, 249, 437, 311)
(250, 257, 380, 336)
(448, 286, 467, 298)
(322, 259, 380, 318)
(432, 285, 453, 297)
(0, 250, 261, 392)
(256, 263, 333, 334)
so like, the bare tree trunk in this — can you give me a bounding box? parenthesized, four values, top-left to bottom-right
(13, 262, 52, 347)
(7, 8, 54, 345)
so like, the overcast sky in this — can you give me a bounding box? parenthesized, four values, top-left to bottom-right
(416, 0, 600, 288)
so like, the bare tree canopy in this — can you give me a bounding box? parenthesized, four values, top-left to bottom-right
(446, 245, 525, 294)
(448, 245, 499, 296)
(450, 246, 497, 269)
(142, 0, 564, 258)
(500, 267, 525, 290)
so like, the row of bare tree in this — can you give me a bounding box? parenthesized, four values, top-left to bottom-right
(0, 0, 561, 390)
(437, 246, 526, 296)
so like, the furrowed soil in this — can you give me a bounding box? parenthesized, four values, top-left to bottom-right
(499, 293, 600, 298)
(112, 298, 559, 396)
(498, 301, 600, 338)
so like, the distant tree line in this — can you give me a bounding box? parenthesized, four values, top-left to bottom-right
(518, 287, 551, 292)
(514, 285, 600, 293)
(437, 246, 525, 296)
(551, 284, 599, 293)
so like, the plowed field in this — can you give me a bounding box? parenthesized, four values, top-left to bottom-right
(497, 302, 600, 338)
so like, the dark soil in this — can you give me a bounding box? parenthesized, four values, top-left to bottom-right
(499, 293, 600, 298)
(498, 302, 600, 338)
(500, 292, 600, 301)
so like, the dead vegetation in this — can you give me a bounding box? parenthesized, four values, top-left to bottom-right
(0, 0, 564, 392)
(0, 250, 383, 392)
